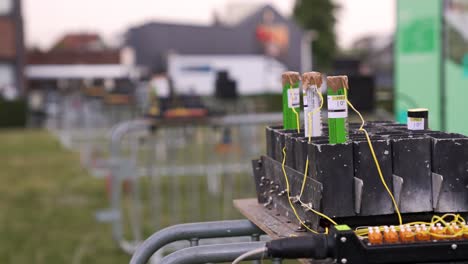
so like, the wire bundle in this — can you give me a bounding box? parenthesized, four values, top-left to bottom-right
(280, 77, 402, 234)
(355, 214, 468, 240)
(282, 78, 336, 234)
(281, 76, 468, 245)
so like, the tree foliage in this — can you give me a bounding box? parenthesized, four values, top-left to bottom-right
(293, 0, 339, 71)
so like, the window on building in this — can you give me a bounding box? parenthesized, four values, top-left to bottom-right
(0, 63, 14, 87)
(0, 0, 13, 15)
(0, 63, 16, 99)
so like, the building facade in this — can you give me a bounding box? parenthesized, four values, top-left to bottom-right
(126, 5, 306, 75)
(0, 0, 24, 97)
(27, 33, 121, 65)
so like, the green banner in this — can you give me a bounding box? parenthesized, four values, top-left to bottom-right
(396, 0, 468, 134)
(445, 0, 468, 134)
(395, 0, 442, 129)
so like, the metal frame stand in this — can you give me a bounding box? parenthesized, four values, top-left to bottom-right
(159, 242, 268, 264)
(130, 220, 264, 264)
(101, 114, 283, 254)
(108, 119, 152, 253)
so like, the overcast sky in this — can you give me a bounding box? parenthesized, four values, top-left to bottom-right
(23, 0, 395, 50)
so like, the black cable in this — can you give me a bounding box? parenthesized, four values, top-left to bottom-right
(266, 234, 332, 259)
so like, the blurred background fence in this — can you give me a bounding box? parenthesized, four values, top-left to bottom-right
(44, 91, 281, 255)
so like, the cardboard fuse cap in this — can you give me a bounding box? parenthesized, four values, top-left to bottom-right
(302, 72, 323, 89)
(327, 75, 349, 92)
(282, 71, 300, 86)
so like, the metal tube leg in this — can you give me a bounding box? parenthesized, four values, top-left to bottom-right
(189, 238, 199, 247)
(160, 242, 267, 264)
(272, 258, 283, 264)
(108, 119, 151, 253)
(251, 234, 260, 241)
(110, 162, 124, 242)
(147, 132, 160, 231)
(129, 136, 143, 243)
(251, 234, 261, 264)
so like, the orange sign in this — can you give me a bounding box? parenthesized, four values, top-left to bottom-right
(256, 24, 289, 57)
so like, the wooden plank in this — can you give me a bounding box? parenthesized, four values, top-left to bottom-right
(234, 198, 310, 238)
(234, 198, 332, 264)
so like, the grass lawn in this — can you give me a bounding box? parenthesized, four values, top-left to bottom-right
(0, 129, 130, 263)
(0, 129, 257, 264)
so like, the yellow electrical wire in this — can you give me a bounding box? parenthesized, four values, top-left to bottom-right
(282, 76, 335, 232)
(300, 85, 324, 197)
(300, 202, 338, 226)
(354, 213, 468, 239)
(297, 85, 337, 226)
(299, 157, 309, 198)
(291, 106, 301, 134)
(432, 214, 465, 226)
(280, 76, 467, 240)
(283, 82, 468, 240)
(283, 147, 337, 232)
(343, 88, 403, 226)
(281, 147, 320, 234)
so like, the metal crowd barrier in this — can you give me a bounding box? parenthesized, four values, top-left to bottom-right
(97, 113, 282, 255)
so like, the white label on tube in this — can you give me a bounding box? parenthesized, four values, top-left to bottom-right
(303, 93, 309, 107)
(303, 85, 318, 108)
(328, 110, 348, 118)
(407, 117, 424, 130)
(288, 88, 300, 108)
(327, 95, 347, 110)
(304, 88, 322, 137)
(303, 91, 316, 108)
